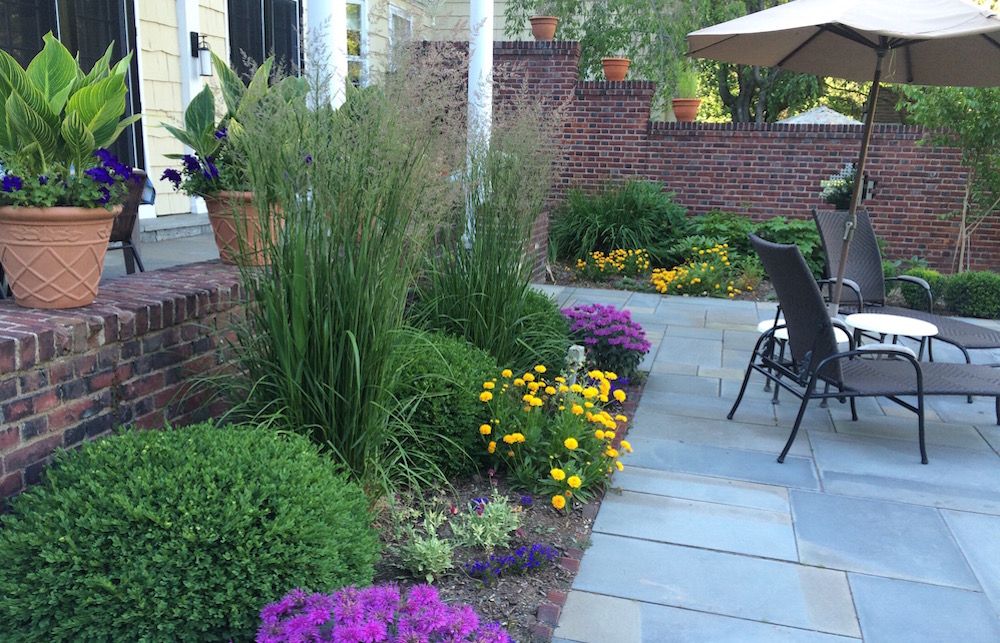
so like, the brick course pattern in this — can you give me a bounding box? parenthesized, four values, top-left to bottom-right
(491, 42, 991, 273)
(0, 262, 242, 502)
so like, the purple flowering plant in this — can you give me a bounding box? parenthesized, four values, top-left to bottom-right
(257, 584, 512, 643)
(561, 303, 651, 378)
(463, 543, 559, 581)
(0, 149, 139, 209)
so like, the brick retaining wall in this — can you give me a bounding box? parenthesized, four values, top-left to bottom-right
(0, 262, 241, 502)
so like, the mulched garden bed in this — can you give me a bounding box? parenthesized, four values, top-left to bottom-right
(371, 378, 644, 643)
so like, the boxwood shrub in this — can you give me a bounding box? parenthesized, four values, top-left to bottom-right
(944, 270, 1000, 319)
(900, 268, 947, 311)
(393, 332, 500, 477)
(0, 422, 379, 643)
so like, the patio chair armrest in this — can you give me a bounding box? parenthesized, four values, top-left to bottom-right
(830, 318, 857, 349)
(856, 342, 917, 359)
(886, 275, 933, 311)
(818, 345, 922, 372)
(817, 277, 864, 309)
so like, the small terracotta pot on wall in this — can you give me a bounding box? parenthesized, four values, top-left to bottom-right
(672, 98, 702, 122)
(0, 205, 119, 309)
(602, 57, 631, 82)
(529, 16, 559, 41)
(204, 191, 278, 266)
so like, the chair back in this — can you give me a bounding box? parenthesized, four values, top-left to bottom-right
(110, 169, 146, 244)
(750, 233, 843, 385)
(813, 208, 887, 307)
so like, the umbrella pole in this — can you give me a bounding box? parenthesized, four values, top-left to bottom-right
(829, 42, 887, 316)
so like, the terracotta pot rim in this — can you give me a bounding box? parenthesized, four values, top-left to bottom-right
(204, 190, 253, 201)
(602, 57, 631, 63)
(0, 204, 121, 224)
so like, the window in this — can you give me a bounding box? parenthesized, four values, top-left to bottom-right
(228, 0, 301, 82)
(346, 1, 365, 86)
(388, 5, 412, 69)
(0, 0, 143, 168)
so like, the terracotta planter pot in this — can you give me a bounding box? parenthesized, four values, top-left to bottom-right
(529, 16, 559, 41)
(204, 191, 278, 266)
(0, 205, 119, 309)
(602, 57, 631, 82)
(672, 98, 702, 122)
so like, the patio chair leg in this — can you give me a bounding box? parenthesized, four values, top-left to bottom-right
(727, 365, 756, 420)
(778, 395, 812, 463)
(850, 397, 858, 421)
(995, 397, 999, 425)
(918, 395, 928, 465)
(819, 382, 831, 408)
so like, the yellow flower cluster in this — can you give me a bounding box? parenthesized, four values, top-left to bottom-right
(575, 248, 652, 280)
(649, 243, 741, 297)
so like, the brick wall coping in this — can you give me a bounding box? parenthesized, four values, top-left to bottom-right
(495, 40, 582, 55)
(0, 262, 242, 374)
(647, 121, 929, 134)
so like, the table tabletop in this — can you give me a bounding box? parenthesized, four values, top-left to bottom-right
(845, 313, 938, 338)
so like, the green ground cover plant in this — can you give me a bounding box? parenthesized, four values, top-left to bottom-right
(943, 270, 1000, 319)
(0, 423, 377, 643)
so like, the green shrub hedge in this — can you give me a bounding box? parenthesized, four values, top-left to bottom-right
(944, 270, 1000, 319)
(900, 268, 946, 311)
(393, 332, 500, 477)
(0, 423, 378, 643)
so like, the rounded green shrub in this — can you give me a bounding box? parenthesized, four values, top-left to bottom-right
(900, 268, 946, 310)
(393, 332, 500, 477)
(511, 289, 572, 374)
(0, 422, 379, 643)
(944, 270, 1000, 319)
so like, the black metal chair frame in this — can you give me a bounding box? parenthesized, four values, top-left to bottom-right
(108, 169, 147, 274)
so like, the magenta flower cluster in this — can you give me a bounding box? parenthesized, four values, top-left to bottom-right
(561, 303, 651, 377)
(257, 584, 512, 643)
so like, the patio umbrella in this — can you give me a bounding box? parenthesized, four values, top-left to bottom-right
(687, 0, 1000, 312)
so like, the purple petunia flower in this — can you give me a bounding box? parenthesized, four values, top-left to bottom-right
(182, 154, 201, 174)
(161, 168, 182, 189)
(2, 174, 23, 192)
(38, 175, 48, 186)
(215, 127, 228, 139)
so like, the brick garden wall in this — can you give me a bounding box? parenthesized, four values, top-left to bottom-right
(492, 42, 992, 273)
(0, 262, 241, 502)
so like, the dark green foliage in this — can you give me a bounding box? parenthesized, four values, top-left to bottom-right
(755, 217, 825, 279)
(882, 260, 900, 279)
(0, 423, 379, 643)
(549, 180, 689, 266)
(392, 332, 500, 477)
(687, 210, 756, 257)
(900, 268, 946, 311)
(516, 289, 573, 374)
(944, 271, 1000, 319)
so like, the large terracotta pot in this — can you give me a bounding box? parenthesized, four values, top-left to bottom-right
(0, 205, 119, 309)
(672, 98, 702, 122)
(529, 16, 559, 41)
(204, 191, 277, 266)
(602, 57, 631, 82)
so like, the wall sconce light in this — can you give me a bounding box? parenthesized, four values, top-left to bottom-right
(190, 32, 212, 77)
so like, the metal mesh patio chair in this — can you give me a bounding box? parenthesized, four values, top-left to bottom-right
(729, 234, 1000, 464)
(108, 169, 146, 274)
(814, 208, 1000, 364)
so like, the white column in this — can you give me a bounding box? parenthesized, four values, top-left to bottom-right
(308, 0, 349, 109)
(176, 1, 205, 215)
(467, 0, 494, 152)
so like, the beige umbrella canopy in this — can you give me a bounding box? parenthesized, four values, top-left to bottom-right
(687, 0, 1000, 310)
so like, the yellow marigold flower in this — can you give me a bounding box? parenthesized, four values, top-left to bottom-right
(479, 424, 492, 435)
(583, 387, 598, 399)
(545, 386, 557, 395)
(523, 393, 534, 403)
(570, 384, 583, 393)
(584, 401, 595, 409)
(588, 370, 603, 380)
(523, 373, 535, 382)
(558, 385, 570, 393)
(503, 434, 515, 444)
(605, 431, 616, 440)
(606, 372, 617, 380)
(603, 418, 616, 430)
(564, 437, 579, 450)
(530, 397, 543, 407)
(599, 395, 609, 403)
(571, 404, 584, 415)
(508, 450, 515, 457)
(513, 432, 526, 443)
(606, 447, 620, 458)
(483, 382, 495, 390)
(616, 414, 628, 422)
(514, 378, 525, 387)
(534, 365, 546, 374)
(614, 389, 626, 403)
(552, 495, 566, 509)
(558, 405, 565, 411)
(564, 490, 572, 497)
(488, 441, 496, 453)
(595, 429, 606, 440)
(479, 391, 493, 402)
(621, 440, 632, 452)
(502, 369, 513, 378)
(555, 376, 566, 383)
(567, 475, 582, 489)
(616, 461, 624, 471)
(527, 382, 540, 392)
(550, 468, 566, 481)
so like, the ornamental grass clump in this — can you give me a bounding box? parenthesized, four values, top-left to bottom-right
(479, 365, 634, 510)
(258, 585, 512, 643)
(561, 303, 652, 378)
